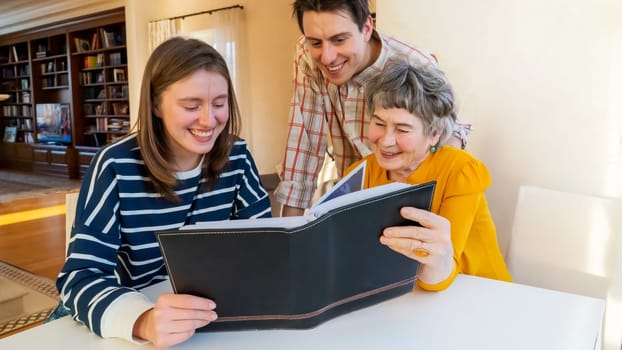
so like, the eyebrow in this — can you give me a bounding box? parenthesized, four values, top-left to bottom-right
(372, 115, 414, 129)
(177, 94, 228, 103)
(177, 97, 202, 103)
(305, 32, 351, 42)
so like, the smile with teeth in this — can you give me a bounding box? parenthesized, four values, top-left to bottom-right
(326, 63, 343, 72)
(190, 128, 213, 138)
(381, 150, 399, 158)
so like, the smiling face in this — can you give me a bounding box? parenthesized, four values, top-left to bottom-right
(154, 69, 229, 171)
(302, 10, 374, 86)
(369, 106, 440, 182)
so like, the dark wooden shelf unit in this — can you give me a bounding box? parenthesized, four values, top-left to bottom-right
(0, 8, 129, 178)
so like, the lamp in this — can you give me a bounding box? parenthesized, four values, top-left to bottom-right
(0, 94, 9, 101)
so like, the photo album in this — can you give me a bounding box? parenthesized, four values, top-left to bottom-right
(155, 161, 436, 331)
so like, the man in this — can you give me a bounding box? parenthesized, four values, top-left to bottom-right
(276, 0, 470, 216)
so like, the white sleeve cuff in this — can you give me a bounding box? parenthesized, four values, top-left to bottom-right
(100, 291, 154, 344)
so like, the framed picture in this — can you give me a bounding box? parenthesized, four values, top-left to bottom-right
(3, 126, 17, 142)
(113, 68, 125, 82)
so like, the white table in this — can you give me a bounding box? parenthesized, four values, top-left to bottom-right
(0, 274, 605, 350)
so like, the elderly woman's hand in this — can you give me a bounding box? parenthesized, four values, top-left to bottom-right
(380, 207, 455, 285)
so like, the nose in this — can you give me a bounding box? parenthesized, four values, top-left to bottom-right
(320, 43, 337, 65)
(198, 105, 215, 126)
(378, 130, 396, 147)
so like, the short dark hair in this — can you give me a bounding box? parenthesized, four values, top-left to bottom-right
(292, 0, 371, 33)
(365, 58, 457, 146)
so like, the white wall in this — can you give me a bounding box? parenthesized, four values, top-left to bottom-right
(377, 0, 622, 254)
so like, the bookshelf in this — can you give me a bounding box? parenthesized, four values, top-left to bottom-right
(30, 34, 69, 91)
(0, 8, 129, 178)
(0, 41, 34, 146)
(71, 21, 129, 148)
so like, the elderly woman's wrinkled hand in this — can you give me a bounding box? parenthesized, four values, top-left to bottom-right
(380, 207, 455, 285)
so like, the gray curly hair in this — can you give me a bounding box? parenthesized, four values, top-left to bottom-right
(365, 58, 457, 146)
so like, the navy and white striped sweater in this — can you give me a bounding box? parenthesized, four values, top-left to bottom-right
(57, 134, 271, 338)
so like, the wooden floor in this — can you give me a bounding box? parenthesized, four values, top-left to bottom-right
(0, 191, 67, 281)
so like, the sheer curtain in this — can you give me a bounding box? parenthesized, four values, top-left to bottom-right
(182, 9, 248, 140)
(148, 18, 181, 52)
(182, 9, 243, 91)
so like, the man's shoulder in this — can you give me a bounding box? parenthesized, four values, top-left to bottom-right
(378, 32, 437, 64)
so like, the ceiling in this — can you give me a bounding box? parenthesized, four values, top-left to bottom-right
(0, 0, 115, 36)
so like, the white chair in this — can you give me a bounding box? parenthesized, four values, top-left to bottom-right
(65, 191, 79, 254)
(507, 185, 621, 349)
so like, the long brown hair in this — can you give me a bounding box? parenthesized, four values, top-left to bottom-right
(135, 37, 241, 201)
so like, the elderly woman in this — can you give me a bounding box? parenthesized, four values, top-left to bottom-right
(345, 59, 511, 291)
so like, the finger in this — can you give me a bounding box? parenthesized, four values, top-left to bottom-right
(380, 236, 431, 259)
(159, 317, 214, 334)
(383, 224, 423, 240)
(151, 305, 218, 323)
(413, 244, 430, 258)
(400, 207, 449, 231)
(409, 239, 431, 257)
(157, 293, 217, 311)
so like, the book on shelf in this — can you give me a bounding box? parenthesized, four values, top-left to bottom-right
(35, 43, 47, 58)
(20, 91, 30, 103)
(96, 117, 106, 131)
(109, 86, 121, 98)
(109, 52, 122, 66)
(19, 65, 30, 76)
(90, 32, 99, 51)
(84, 55, 97, 68)
(24, 131, 34, 144)
(8, 45, 19, 63)
(155, 161, 436, 331)
(58, 74, 68, 86)
(99, 28, 123, 48)
(83, 103, 95, 115)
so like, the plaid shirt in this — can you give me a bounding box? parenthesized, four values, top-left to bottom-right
(276, 31, 465, 209)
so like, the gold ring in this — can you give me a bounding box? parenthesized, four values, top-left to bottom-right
(413, 247, 430, 258)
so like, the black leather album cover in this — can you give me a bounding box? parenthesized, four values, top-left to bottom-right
(155, 181, 436, 331)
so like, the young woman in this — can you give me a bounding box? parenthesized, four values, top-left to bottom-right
(345, 59, 511, 291)
(55, 37, 271, 347)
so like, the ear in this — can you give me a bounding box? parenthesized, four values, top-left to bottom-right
(430, 130, 442, 146)
(152, 102, 162, 118)
(362, 15, 374, 41)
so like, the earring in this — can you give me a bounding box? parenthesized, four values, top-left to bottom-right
(429, 145, 437, 153)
